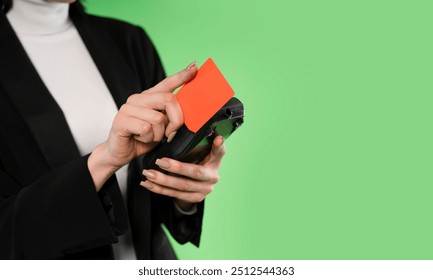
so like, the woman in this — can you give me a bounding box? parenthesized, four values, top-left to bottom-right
(0, 0, 225, 259)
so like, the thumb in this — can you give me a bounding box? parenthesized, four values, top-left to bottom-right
(205, 136, 226, 167)
(148, 61, 198, 93)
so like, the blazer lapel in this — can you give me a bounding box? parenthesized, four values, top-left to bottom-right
(0, 12, 81, 173)
(70, 5, 152, 259)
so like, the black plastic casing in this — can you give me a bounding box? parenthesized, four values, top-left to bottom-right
(142, 97, 244, 173)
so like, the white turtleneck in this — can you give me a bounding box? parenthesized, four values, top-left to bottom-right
(6, 0, 135, 260)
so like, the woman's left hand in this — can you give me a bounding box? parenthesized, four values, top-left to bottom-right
(141, 135, 226, 208)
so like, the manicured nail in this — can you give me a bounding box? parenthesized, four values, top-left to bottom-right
(187, 61, 196, 70)
(140, 181, 153, 189)
(167, 131, 177, 143)
(155, 159, 170, 169)
(142, 169, 155, 179)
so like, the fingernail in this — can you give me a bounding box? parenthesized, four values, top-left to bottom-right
(140, 181, 153, 189)
(186, 61, 196, 70)
(167, 131, 177, 143)
(142, 169, 155, 179)
(155, 159, 170, 169)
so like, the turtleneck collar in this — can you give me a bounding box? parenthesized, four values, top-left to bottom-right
(6, 0, 71, 36)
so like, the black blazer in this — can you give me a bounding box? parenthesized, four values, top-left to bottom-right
(0, 3, 203, 260)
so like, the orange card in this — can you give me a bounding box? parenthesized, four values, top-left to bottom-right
(176, 58, 234, 133)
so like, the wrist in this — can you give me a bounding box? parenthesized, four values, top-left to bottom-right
(174, 199, 196, 212)
(88, 143, 119, 192)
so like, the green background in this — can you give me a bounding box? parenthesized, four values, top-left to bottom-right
(84, 0, 433, 259)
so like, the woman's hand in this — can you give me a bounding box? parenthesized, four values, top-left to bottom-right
(140, 135, 226, 209)
(88, 62, 198, 191)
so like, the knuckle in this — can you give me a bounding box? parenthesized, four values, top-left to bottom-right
(179, 180, 191, 191)
(153, 112, 166, 124)
(126, 94, 138, 104)
(170, 117, 183, 128)
(210, 173, 220, 184)
(194, 166, 206, 179)
(193, 194, 205, 203)
(157, 174, 169, 186)
(164, 92, 176, 103)
(170, 160, 181, 173)
(139, 122, 151, 133)
(118, 104, 129, 114)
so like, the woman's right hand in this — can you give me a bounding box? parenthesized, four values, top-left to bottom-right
(88, 62, 197, 191)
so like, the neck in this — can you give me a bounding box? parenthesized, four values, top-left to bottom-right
(6, 0, 71, 35)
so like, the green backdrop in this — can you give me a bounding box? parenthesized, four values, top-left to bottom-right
(84, 0, 433, 259)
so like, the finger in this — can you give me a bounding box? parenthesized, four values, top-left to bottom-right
(199, 135, 226, 166)
(126, 93, 183, 137)
(154, 157, 219, 183)
(207, 136, 226, 167)
(114, 113, 146, 135)
(140, 180, 205, 203)
(142, 169, 215, 192)
(147, 61, 198, 93)
(119, 103, 166, 125)
(133, 133, 153, 144)
(119, 104, 166, 141)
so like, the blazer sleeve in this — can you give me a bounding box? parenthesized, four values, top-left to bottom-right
(0, 155, 128, 259)
(153, 193, 204, 246)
